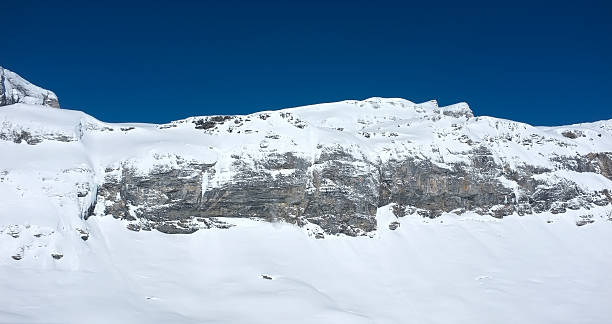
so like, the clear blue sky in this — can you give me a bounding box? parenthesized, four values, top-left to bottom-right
(2, 0, 611, 125)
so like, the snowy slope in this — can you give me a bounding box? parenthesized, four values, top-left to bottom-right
(1, 209, 611, 324)
(1, 96, 612, 323)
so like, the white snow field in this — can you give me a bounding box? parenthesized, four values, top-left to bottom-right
(1, 98, 611, 323)
(1, 210, 611, 324)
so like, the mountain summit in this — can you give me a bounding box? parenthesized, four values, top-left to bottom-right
(0, 66, 59, 108)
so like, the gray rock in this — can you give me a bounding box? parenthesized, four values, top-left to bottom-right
(92, 145, 612, 236)
(576, 215, 595, 226)
(388, 221, 400, 230)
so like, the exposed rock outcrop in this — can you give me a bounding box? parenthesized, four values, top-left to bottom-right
(95, 141, 612, 236)
(1, 83, 610, 237)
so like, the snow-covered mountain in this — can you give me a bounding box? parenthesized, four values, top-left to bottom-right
(0, 66, 59, 108)
(2, 98, 609, 235)
(1, 69, 611, 323)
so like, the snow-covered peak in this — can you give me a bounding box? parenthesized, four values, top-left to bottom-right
(439, 102, 473, 118)
(0, 66, 59, 108)
(275, 97, 472, 133)
(284, 97, 472, 117)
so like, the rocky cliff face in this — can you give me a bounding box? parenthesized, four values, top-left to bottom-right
(0, 73, 611, 238)
(79, 99, 612, 236)
(96, 146, 381, 235)
(0, 67, 59, 108)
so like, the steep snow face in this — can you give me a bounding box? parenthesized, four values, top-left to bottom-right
(0, 67, 59, 108)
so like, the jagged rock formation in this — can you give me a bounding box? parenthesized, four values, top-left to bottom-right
(0, 69, 611, 237)
(0, 67, 59, 108)
(97, 147, 380, 235)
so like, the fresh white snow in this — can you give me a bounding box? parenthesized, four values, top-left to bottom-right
(1, 207, 611, 324)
